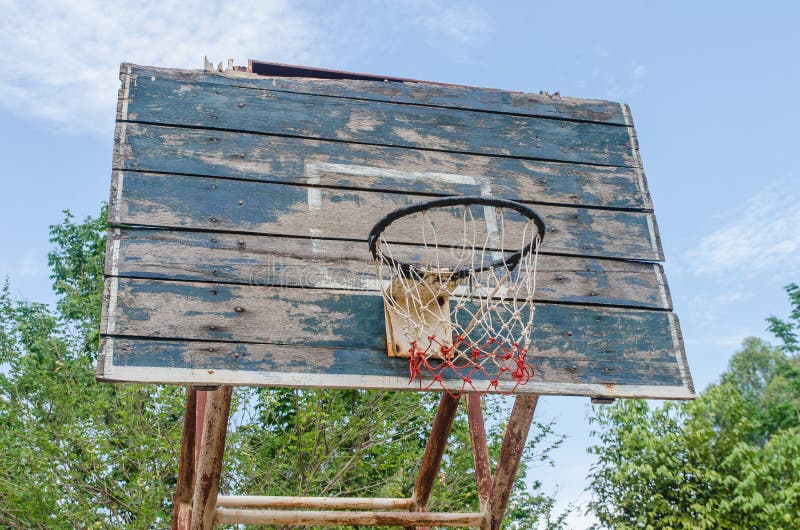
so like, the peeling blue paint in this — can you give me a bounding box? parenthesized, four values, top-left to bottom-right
(127, 77, 635, 167)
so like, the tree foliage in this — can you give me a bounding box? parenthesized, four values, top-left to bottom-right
(0, 207, 186, 528)
(587, 285, 800, 529)
(0, 207, 570, 529)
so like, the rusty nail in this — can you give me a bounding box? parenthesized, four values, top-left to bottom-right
(207, 370, 215, 374)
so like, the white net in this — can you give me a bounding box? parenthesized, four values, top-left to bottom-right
(372, 198, 543, 394)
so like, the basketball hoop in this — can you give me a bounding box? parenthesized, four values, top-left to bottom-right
(369, 196, 545, 394)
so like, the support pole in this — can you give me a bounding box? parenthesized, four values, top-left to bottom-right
(217, 495, 413, 510)
(190, 385, 233, 530)
(194, 390, 208, 468)
(409, 392, 461, 529)
(216, 508, 484, 527)
(172, 387, 198, 530)
(466, 394, 492, 509)
(481, 394, 538, 530)
(169, 387, 535, 529)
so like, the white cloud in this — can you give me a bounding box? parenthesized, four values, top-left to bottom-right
(0, 0, 327, 134)
(684, 332, 756, 353)
(630, 64, 646, 93)
(420, 5, 492, 44)
(687, 179, 800, 275)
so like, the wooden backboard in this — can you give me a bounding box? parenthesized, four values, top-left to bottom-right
(97, 62, 693, 399)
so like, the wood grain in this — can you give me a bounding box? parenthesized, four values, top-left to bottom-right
(216, 496, 413, 510)
(123, 75, 637, 167)
(171, 387, 197, 530)
(100, 278, 688, 389)
(214, 508, 484, 527)
(412, 394, 460, 511)
(108, 228, 671, 309)
(126, 64, 628, 125)
(190, 385, 232, 530)
(111, 172, 663, 261)
(117, 123, 651, 210)
(97, 64, 693, 399)
(481, 395, 538, 530)
(467, 394, 492, 510)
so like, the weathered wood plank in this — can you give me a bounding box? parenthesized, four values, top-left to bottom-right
(111, 172, 663, 261)
(118, 123, 651, 210)
(99, 336, 692, 397)
(127, 64, 629, 125)
(100, 278, 688, 389)
(123, 75, 637, 167)
(108, 228, 672, 310)
(102, 337, 688, 389)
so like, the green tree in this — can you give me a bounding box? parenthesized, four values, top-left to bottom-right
(587, 285, 800, 529)
(0, 207, 571, 529)
(0, 208, 186, 528)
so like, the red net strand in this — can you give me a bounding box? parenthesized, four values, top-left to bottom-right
(407, 334, 534, 397)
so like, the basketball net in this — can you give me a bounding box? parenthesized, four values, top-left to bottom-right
(373, 200, 542, 395)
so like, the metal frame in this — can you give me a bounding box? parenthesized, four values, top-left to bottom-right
(368, 195, 546, 280)
(172, 386, 538, 529)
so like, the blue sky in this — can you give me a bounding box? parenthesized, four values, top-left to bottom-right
(2, 1, 799, 526)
